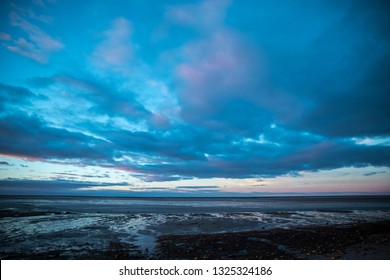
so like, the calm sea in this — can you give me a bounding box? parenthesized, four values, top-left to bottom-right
(1, 195, 389, 258)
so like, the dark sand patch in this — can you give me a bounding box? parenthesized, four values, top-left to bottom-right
(156, 220, 390, 260)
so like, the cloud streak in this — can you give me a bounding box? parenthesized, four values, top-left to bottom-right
(0, 179, 131, 195)
(4, 10, 63, 63)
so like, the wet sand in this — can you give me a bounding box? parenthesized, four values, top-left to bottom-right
(2, 220, 389, 259)
(156, 220, 390, 260)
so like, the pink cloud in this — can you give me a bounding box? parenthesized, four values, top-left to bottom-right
(168, 0, 301, 129)
(176, 31, 263, 110)
(178, 32, 254, 86)
(151, 113, 171, 129)
(4, 11, 63, 63)
(166, 0, 230, 31)
(32, 0, 46, 7)
(16, 5, 53, 24)
(91, 17, 134, 68)
(6, 38, 47, 63)
(10, 12, 63, 52)
(32, 0, 56, 7)
(0, 33, 12, 41)
(166, 0, 265, 116)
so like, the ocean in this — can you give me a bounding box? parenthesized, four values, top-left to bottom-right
(1, 195, 389, 259)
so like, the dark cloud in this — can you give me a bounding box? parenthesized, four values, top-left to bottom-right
(7, 108, 390, 182)
(3, 102, 388, 183)
(196, 100, 273, 136)
(0, 111, 111, 161)
(258, 0, 390, 138)
(0, 83, 46, 110)
(221, 1, 390, 138)
(0, 179, 130, 195)
(0, 161, 10, 165)
(108, 126, 209, 162)
(0, 179, 223, 197)
(117, 137, 390, 181)
(363, 171, 386, 177)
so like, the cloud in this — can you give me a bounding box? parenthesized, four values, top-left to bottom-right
(6, 38, 48, 63)
(104, 126, 209, 164)
(0, 179, 130, 195)
(11, 3, 53, 24)
(1, 82, 38, 97)
(4, 11, 63, 63)
(54, 172, 109, 179)
(0, 112, 111, 161)
(29, 74, 151, 120)
(166, 0, 230, 31)
(0, 162, 10, 165)
(32, 0, 46, 7)
(91, 17, 134, 69)
(0, 0, 389, 193)
(27, 75, 153, 141)
(259, 1, 390, 138)
(176, 186, 219, 189)
(31, 0, 57, 8)
(170, 1, 269, 136)
(363, 171, 386, 177)
(9, 12, 63, 51)
(0, 83, 44, 110)
(113, 131, 390, 181)
(3, 75, 389, 183)
(0, 33, 12, 41)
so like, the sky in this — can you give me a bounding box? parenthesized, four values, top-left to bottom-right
(0, 0, 389, 196)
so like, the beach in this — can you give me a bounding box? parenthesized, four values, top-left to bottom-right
(0, 196, 389, 259)
(1, 220, 389, 260)
(157, 220, 390, 260)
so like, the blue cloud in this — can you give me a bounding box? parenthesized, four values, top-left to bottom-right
(0, 83, 46, 110)
(0, 111, 111, 161)
(363, 171, 386, 177)
(0, 179, 131, 195)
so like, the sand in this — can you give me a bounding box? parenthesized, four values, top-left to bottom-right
(2, 220, 389, 259)
(156, 220, 390, 260)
